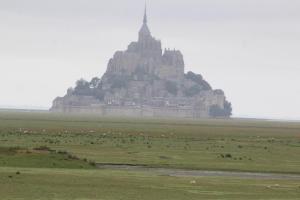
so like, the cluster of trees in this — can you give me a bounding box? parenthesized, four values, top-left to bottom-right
(164, 72, 216, 97)
(181, 71, 212, 97)
(71, 74, 133, 101)
(209, 101, 232, 118)
(185, 71, 211, 90)
(72, 78, 105, 101)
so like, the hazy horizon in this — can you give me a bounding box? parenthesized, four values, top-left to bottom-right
(1, 0, 300, 120)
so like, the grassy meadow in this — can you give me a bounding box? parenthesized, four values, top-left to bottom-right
(0, 111, 300, 199)
(1, 167, 300, 200)
(1, 111, 300, 173)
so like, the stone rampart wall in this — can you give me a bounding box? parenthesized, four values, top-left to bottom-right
(51, 105, 210, 118)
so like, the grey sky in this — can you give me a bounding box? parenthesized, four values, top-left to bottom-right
(0, 0, 300, 119)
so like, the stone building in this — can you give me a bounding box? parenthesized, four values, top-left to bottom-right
(51, 7, 232, 118)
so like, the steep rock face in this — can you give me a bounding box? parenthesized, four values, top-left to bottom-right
(51, 10, 232, 118)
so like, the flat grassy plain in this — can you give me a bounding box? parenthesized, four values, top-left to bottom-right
(1, 167, 300, 200)
(0, 111, 300, 199)
(1, 111, 300, 173)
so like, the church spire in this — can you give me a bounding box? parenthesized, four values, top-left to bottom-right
(139, 3, 151, 39)
(143, 3, 147, 24)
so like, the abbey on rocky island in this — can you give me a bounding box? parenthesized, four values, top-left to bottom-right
(51, 8, 232, 118)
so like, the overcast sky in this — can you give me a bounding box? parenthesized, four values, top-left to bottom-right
(0, 0, 300, 119)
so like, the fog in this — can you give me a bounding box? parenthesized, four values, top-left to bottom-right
(0, 0, 300, 119)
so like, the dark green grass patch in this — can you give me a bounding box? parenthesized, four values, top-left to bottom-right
(0, 146, 95, 169)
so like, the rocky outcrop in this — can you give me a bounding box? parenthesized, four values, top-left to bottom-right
(50, 9, 232, 118)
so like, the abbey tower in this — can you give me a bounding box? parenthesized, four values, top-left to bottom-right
(107, 7, 184, 82)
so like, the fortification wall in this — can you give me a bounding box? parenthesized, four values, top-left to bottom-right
(51, 105, 210, 119)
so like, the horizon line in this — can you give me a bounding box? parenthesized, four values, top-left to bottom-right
(0, 106, 299, 122)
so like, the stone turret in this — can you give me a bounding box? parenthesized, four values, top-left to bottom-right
(159, 49, 185, 81)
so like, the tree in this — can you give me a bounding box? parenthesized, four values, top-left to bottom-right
(185, 71, 211, 90)
(224, 101, 232, 116)
(73, 79, 92, 96)
(90, 77, 101, 89)
(209, 101, 232, 118)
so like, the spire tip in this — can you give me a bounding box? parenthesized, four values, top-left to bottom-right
(143, 2, 147, 24)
